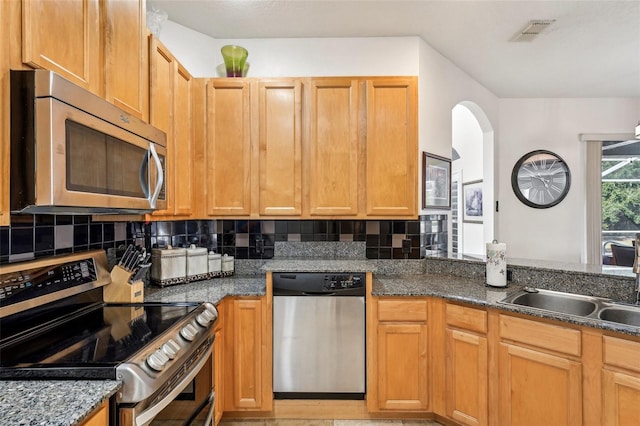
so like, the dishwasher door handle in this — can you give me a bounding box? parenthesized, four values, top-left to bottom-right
(301, 291, 336, 296)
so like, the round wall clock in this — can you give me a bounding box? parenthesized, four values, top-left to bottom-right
(511, 150, 571, 209)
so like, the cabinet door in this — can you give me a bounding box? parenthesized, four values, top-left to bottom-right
(149, 37, 175, 217)
(173, 63, 193, 215)
(213, 304, 224, 425)
(365, 78, 418, 217)
(601, 335, 640, 426)
(257, 80, 302, 216)
(22, 0, 101, 95)
(445, 328, 488, 426)
(104, 0, 149, 120)
(307, 78, 360, 216)
(206, 80, 252, 216)
(0, 1, 12, 226)
(602, 369, 640, 426)
(375, 323, 428, 410)
(499, 343, 582, 426)
(224, 298, 271, 411)
(79, 401, 108, 426)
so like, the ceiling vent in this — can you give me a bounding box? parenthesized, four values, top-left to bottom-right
(511, 20, 556, 42)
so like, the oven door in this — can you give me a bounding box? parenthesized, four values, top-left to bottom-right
(117, 344, 213, 426)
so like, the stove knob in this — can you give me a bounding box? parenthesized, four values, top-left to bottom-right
(146, 349, 169, 371)
(196, 309, 216, 327)
(180, 323, 198, 341)
(162, 339, 180, 359)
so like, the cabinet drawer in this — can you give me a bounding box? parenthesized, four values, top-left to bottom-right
(445, 303, 487, 334)
(603, 335, 640, 374)
(499, 314, 581, 357)
(377, 299, 428, 322)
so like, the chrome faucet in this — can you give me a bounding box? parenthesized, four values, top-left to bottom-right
(634, 233, 640, 304)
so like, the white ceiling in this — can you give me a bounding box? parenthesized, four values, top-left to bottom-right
(147, 0, 640, 98)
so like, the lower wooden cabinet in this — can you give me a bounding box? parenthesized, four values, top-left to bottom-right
(213, 300, 225, 425)
(498, 342, 582, 426)
(79, 401, 108, 426)
(367, 298, 429, 412)
(223, 296, 272, 412)
(601, 335, 640, 425)
(444, 303, 488, 426)
(496, 314, 583, 426)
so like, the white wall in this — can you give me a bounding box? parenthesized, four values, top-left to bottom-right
(416, 41, 499, 255)
(497, 98, 640, 263)
(159, 21, 420, 77)
(452, 105, 484, 255)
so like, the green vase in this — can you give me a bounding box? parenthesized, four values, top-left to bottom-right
(221, 45, 248, 77)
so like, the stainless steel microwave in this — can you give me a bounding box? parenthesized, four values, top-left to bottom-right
(10, 69, 167, 215)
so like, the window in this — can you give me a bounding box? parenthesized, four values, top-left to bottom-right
(600, 140, 640, 266)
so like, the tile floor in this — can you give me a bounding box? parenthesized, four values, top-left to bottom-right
(153, 418, 443, 426)
(219, 420, 443, 426)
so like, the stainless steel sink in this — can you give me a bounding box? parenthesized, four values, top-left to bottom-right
(500, 288, 640, 328)
(501, 288, 599, 316)
(598, 306, 640, 327)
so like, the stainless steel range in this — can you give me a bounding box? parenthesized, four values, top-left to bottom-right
(0, 250, 218, 426)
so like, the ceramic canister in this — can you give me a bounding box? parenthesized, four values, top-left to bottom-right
(486, 240, 507, 287)
(150, 246, 187, 287)
(186, 244, 209, 281)
(207, 251, 222, 278)
(222, 254, 235, 276)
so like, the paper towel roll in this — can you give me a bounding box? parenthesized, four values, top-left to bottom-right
(486, 240, 507, 287)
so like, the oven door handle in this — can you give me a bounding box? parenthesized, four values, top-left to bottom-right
(184, 390, 215, 426)
(134, 343, 213, 426)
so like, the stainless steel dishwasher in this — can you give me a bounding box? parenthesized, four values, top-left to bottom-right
(272, 272, 366, 399)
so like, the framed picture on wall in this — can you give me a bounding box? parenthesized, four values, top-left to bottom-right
(422, 152, 451, 209)
(463, 180, 483, 223)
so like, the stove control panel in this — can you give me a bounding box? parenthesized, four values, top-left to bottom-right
(135, 303, 218, 392)
(324, 274, 364, 290)
(0, 258, 98, 306)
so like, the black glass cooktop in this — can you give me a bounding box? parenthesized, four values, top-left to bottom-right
(0, 302, 198, 379)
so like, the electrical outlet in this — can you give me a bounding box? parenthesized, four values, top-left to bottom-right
(402, 239, 411, 254)
(255, 238, 264, 254)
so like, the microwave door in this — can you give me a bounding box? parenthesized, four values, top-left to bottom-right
(35, 97, 167, 211)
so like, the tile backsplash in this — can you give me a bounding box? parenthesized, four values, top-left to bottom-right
(139, 215, 448, 260)
(0, 215, 448, 264)
(0, 215, 129, 264)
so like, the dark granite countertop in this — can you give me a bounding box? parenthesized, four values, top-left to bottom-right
(0, 380, 121, 426)
(147, 269, 639, 337)
(372, 274, 640, 337)
(4, 262, 637, 424)
(144, 275, 266, 304)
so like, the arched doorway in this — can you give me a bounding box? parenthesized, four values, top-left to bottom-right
(451, 102, 495, 256)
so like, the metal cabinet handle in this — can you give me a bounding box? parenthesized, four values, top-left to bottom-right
(148, 143, 164, 209)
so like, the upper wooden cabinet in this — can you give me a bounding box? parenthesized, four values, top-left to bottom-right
(22, 0, 102, 96)
(103, 0, 149, 120)
(201, 76, 418, 220)
(306, 78, 360, 216)
(365, 78, 418, 217)
(205, 79, 252, 216)
(148, 36, 193, 219)
(257, 80, 302, 216)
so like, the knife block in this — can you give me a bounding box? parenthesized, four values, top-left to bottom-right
(104, 265, 144, 304)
